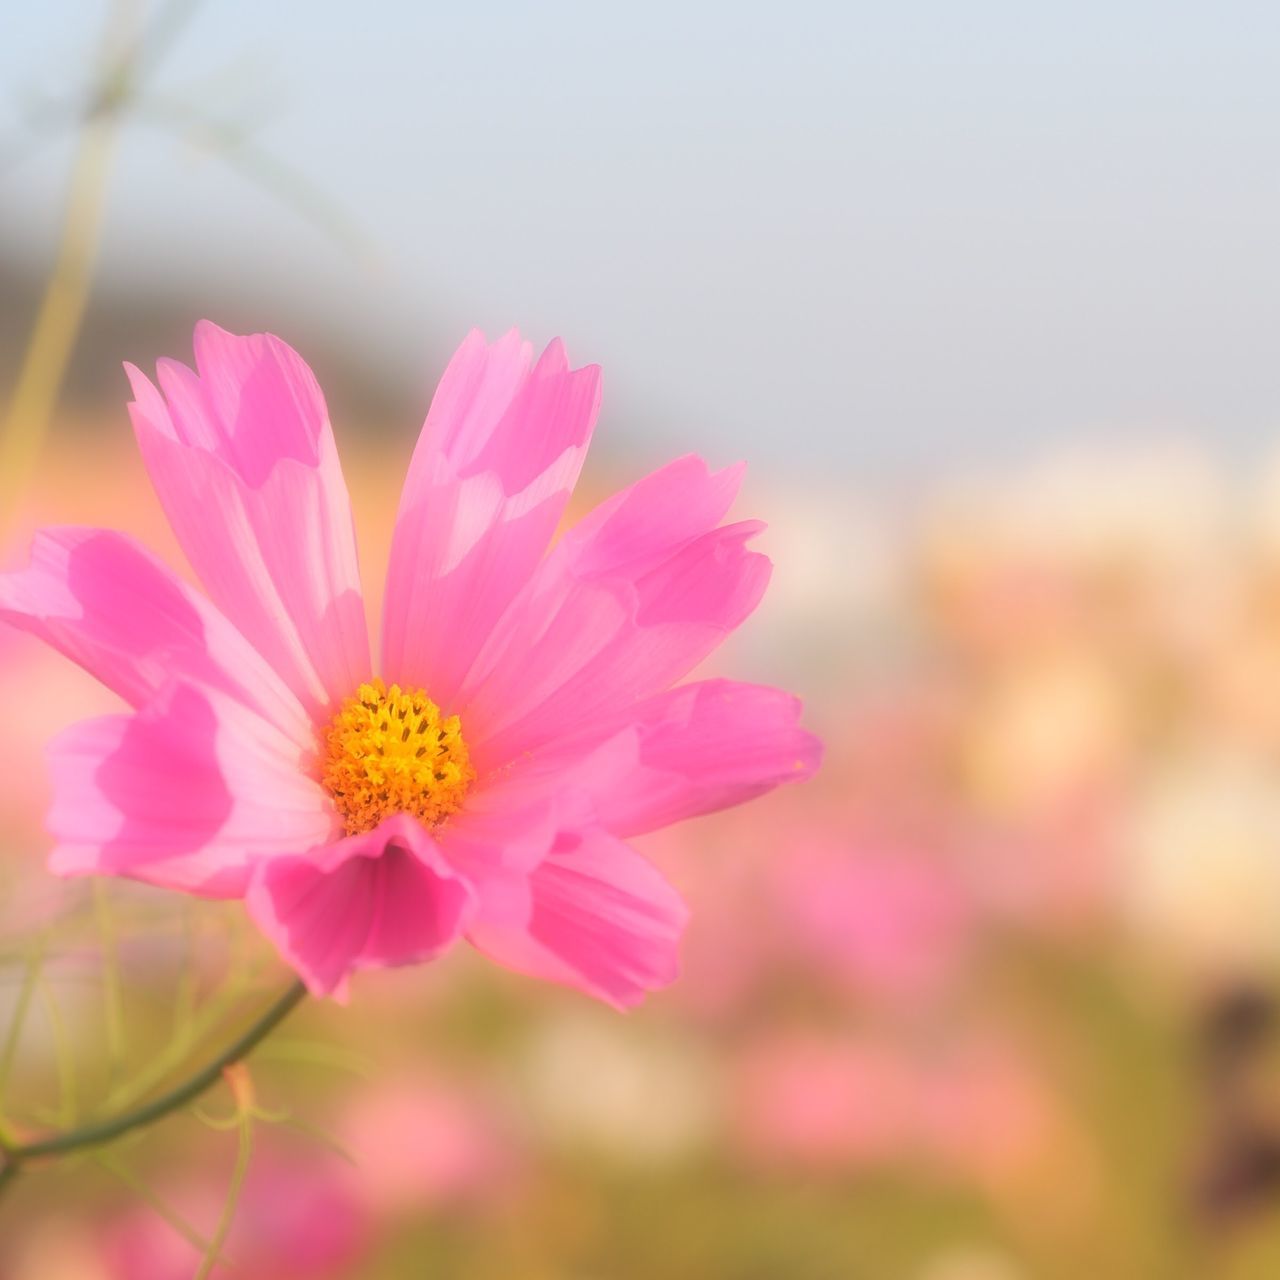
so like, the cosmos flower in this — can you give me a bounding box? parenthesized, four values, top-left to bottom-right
(0, 323, 820, 1005)
(100, 1146, 370, 1280)
(771, 839, 971, 1003)
(337, 1072, 521, 1213)
(729, 1028, 1057, 1186)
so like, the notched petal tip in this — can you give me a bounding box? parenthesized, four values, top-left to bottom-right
(129, 323, 370, 715)
(465, 827, 689, 1010)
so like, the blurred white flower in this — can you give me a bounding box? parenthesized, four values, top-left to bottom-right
(924, 440, 1225, 576)
(916, 1248, 1027, 1280)
(1123, 750, 1280, 973)
(728, 478, 903, 692)
(515, 1011, 717, 1165)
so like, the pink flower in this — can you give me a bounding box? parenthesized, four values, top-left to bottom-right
(730, 1033, 914, 1170)
(337, 1073, 520, 1214)
(772, 840, 971, 1002)
(729, 1030, 1059, 1185)
(100, 1150, 370, 1279)
(913, 1034, 1058, 1188)
(0, 617, 120, 847)
(0, 324, 820, 1005)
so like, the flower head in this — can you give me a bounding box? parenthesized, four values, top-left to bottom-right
(0, 324, 821, 1005)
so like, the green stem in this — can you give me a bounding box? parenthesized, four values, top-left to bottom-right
(0, 980, 305, 1169)
(0, 0, 133, 531)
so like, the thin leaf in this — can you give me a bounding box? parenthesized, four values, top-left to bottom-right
(254, 1037, 376, 1081)
(92, 881, 126, 1086)
(38, 980, 76, 1129)
(0, 933, 47, 1109)
(131, 95, 377, 263)
(268, 1112, 360, 1168)
(169, 902, 199, 1043)
(124, 0, 207, 88)
(103, 963, 255, 1112)
(95, 1149, 237, 1270)
(195, 1094, 254, 1280)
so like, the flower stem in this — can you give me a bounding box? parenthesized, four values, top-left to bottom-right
(0, 979, 305, 1177)
(0, 0, 137, 531)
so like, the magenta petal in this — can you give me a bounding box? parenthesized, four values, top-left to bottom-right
(382, 330, 601, 706)
(546, 452, 746, 578)
(466, 827, 689, 1009)
(600, 680, 822, 834)
(126, 324, 370, 718)
(173, 320, 331, 484)
(496, 679, 823, 837)
(0, 526, 309, 741)
(47, 681, 335, 898)
(246, 814, 476, 997)
(457, 457, 770, 767)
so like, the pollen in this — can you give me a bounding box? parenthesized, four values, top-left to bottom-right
(321, 679, 475, 836)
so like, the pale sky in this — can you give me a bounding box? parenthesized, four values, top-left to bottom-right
(3, 1, 1280, 477)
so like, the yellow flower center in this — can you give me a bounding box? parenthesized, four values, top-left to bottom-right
(321, 679, 475, 836)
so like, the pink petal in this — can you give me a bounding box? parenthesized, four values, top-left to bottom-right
(464, 826, 689, 1009)
(382, 331, 600, 706)
(0, 526, 309, 742)
(48, 682, 336, 897)
(246, 813, 476, 997)
(457, 456, 770, 768)
(126, 323, 370, 718)
(439, 782, 564, 878)
(506, 679, 824, 837)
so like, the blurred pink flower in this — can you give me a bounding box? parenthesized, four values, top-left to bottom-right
(0, 323, 821, 1005)
(729, 1029, 1058, 1185)
(731, 1033, 913, 1169)
(0, 625, 119, 847)
(100, 1152, 369, 1280)
(964, 789, 1123, 936)
(772, 841, 971, 1002)
(646, 814, 778, 1020)
(338, 1073, 520, 1214)
(657, 774, 971, 1017)
(914, 1035, 1058, 1187)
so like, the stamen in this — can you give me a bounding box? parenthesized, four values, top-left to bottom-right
(321, 679, 475, 836)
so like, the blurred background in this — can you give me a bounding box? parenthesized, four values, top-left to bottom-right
(4, 2, 1280, 1276)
